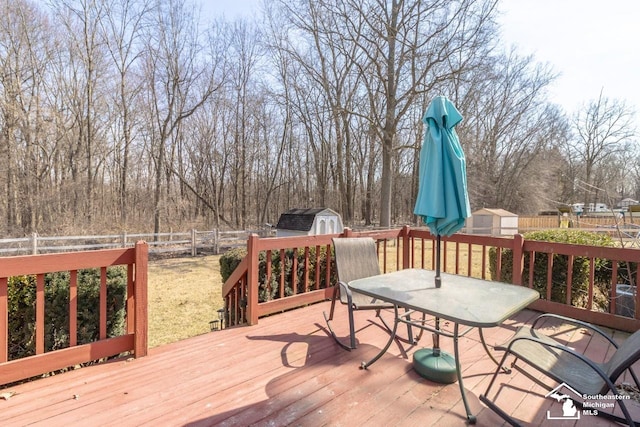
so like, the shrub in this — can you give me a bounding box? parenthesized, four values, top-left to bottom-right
(269, 245, 336, 297)
(489, 229, 614, 310)
(219, 248, 247, 282)
(8, 267, 127, 361)
(219, 245, 337, 303)
(8, 275, 37, 360)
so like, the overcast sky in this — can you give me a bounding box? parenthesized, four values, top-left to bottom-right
(201, 0, 639, 118)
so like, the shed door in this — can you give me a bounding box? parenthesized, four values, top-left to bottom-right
(474, 215, 492, 234)
(318, 219, 326, 234)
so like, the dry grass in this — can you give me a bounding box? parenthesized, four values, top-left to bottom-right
(147, 255, 224, 348)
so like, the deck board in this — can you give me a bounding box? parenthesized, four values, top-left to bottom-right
(0, 301, 638, 426)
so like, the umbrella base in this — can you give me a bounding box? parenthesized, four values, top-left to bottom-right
(412, 348, 457, 384)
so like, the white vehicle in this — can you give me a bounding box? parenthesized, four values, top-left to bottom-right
(571, 203, 584, 214)
(571, 202, 609, 214)
(587, 202, 608, 212)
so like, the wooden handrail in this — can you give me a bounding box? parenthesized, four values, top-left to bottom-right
(221, 257, 249, 297)
(222, 226, 640, 333)
(0, 241, 148, 386)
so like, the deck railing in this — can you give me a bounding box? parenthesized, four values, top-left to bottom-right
(0, 241, 148, 386)
(222, 226, 640, 332)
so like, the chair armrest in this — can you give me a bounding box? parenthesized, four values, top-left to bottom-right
(338, 280, 355, 307)
(507, 332, 618, 394)
(530, 313, 618, 348)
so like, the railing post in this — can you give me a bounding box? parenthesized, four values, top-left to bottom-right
(122, 230, 127, 248)
(134, 241, 149, 357)
(0, 278, 6, 362)
(32, 232, 38, 255)
(247, 233, 260, 325)
(342, 227, 353, 237)
(512, 233, 524, 286)
(191, 229, 197, 256)
(401, 225, 411, 269)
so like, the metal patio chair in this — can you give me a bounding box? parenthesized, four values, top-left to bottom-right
(480, 313, 640, 426)
(323, 237, 417, 351)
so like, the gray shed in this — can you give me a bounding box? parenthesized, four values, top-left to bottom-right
(276, 208, 344, 237)
(468, 208, 518, 236)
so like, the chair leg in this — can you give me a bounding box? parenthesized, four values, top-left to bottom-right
(348, 305, 357, 349)
(375, 308, 422, 345)
(324, 289, 423, 351)
(327, 286, 338, 321)
(479, 394, 522, 427)
(401, 310, 426, 344)
(323, 286, 355, 351)
(404, 309, 414, 344)
(414, 313, 426, 342)
(479, 351, 523, 426)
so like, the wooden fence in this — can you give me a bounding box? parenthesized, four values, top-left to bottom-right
(0, 229, 273, 257)
(518, 215, 640, 231)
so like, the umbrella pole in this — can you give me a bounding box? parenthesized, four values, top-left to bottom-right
(415, 236, 456, 383)
(435, 235, 441, 288)
(434, 234, 441, 351)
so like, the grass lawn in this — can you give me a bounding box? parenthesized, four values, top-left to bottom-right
(148, 254, 224, 348)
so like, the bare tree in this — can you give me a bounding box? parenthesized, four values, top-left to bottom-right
(0, 0, 55, 232)
(52, 0, 111, 226)
(99, 0, 150, 227)
(267, 1, 364, 222)
(632, 152, 640, 202)
(271, 0, 500, 226)
(5, 0, 634, 236)
(224, 19, 262, 229)
(453, 48, 567, 213)
(142, 0, 222, 235)
(357, 0, 502, 226)
(568, 91, 637, 205)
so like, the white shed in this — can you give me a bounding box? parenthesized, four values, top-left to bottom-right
(275, 208, 344, 237)
(619, 198, 639, 209)
(469, 208, 518, 236)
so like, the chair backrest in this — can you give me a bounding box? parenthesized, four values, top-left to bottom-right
(604, 329, 640, 390)
(332, 237, 381, 284)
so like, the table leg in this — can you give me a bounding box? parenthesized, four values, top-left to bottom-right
(453, 323, 476, 424)
(478, 328, 511, 374)
(360, 305, 399, 370)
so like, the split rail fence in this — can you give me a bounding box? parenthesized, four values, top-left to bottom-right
(0, 229, 273, 257)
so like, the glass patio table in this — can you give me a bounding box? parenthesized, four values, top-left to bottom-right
(349, 268, 539, 424)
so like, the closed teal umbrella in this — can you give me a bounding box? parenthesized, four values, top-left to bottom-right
(414, 96, 470, 288)
(414, 96, 470, 237)
(412, 96, 471, 384)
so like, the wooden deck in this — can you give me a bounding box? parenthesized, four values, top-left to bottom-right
(1, 301, 638, 426)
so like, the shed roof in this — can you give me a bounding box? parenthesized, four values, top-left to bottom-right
(472, 208, 517, 217)
(276, 208, 338, 231)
